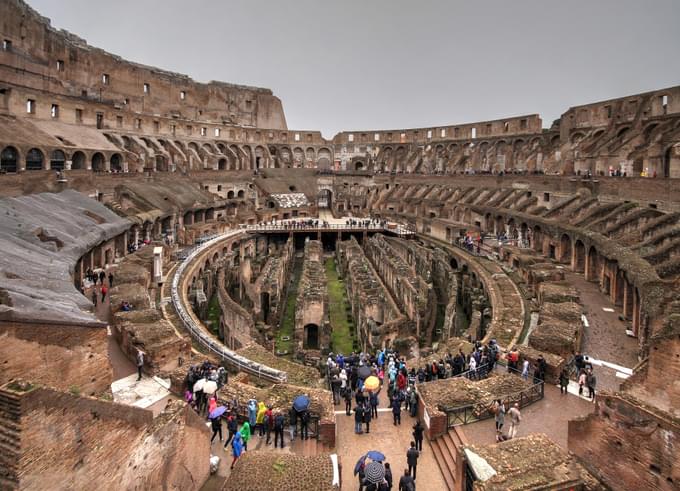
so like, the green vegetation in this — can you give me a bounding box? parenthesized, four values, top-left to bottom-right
(277, 256, 303, 357)
(206, 294, 222, 337)
(325, 257, 355, 355)
(68, 385, 80, 396)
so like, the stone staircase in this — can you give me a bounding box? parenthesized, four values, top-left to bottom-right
(430, 429, 467, 491)
(0, 387, 21, 490)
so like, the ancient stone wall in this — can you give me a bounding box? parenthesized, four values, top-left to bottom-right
(0, 322, 111, 396)
(295, 240, 329, 352)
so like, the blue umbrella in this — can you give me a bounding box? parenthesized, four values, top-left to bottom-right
(209, 406, 227, 419)
(293, 395, 310, 412)
(366, 450, 385, 462)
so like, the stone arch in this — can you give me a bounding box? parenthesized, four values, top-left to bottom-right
(586, 245, 600, 282)
(110, 153, 123, 172)
(317, 147, 332, 170)
(91, 152, 106, 172)
(304, 323, 320, 350)
(305, 147, 315, 165)
(50, 149, 66, 171)
(559, 234, 572, 264)
(155, 155, 169, 172)
(0, 146, 19, 173)
(71, 151, 86, 170)
(237, 190, 245, 199)
(26, 148, 44, 171)
(254, 145, 266, 169)
(616, 126, 630, 139)
(218, 158, 227, 170)
(293, 147, 304, 167)
(227, 190, 235, 199)
(573, 239, 586, 272)
(570, 132, 586, 144)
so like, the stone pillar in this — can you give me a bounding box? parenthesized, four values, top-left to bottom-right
(632, 288, 640, 336)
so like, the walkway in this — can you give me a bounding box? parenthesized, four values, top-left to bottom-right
(564, 272, 638, 391)
(334, 389, 448, 491)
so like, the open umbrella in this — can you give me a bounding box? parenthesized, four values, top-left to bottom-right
(366, 450, 385, 462)
(203, 380, 218, 394)
(293, 395, 310, 412)
(192, 378, 207, 392)
(357, 365, 372, 380)
(209, 406, 227, 419)
(364, 376, 380, 392)
(364, 461, 385, 483)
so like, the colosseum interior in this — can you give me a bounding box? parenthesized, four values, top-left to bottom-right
(0, 1, 679, 490)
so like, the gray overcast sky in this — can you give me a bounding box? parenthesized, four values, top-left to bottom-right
(28, 0, 680, 138)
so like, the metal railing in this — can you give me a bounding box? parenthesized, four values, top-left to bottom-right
(170, 230, 288, 383)
(241, 222, 415, 236)
(441, 379, 544, 427)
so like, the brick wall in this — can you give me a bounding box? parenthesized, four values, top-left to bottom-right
(0, 322, 111, 396)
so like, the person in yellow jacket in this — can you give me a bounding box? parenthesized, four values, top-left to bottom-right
(256, 401, 267, 436)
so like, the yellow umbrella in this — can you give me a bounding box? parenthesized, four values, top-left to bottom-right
(364, 376, 380, 392)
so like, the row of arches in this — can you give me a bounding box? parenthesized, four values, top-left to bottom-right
(0, 146, 124, 173)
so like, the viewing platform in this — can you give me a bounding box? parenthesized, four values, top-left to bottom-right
(241, 217, 416, 237)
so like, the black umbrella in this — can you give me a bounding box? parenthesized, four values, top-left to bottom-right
(357, 365, 372, 380)
(364, 461, 385, 483)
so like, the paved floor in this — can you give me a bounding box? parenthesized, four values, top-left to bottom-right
(334, 389, 448, 491)
(460, 383, 594, 449)
(565, 272, 639, 391)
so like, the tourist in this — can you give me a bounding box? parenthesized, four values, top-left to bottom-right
(339, 368, 348, 393)
(108, 272, 114, 287)
(354, 404, 365, 434)
(247, 399, 257, 427)
(392, 395, 402, 426)
(559, 369, 569, 394)
(264, 405, 273, 444)
(578, 369, 587, 396)
(240, 421, 251, 450)
(406, 442, 419, 480)
(300, 409, 310, 440)
(507, 403, 521, 439)
(384, 462, 393, 490)
(230, 431, 244, 470)
(363, 402, 372, 433)
(370, 390, 379, 418)
(288, 406, 297, 441)
(208, 396, 217, 417)
(398, 469, 415, 491)
(273, 412, 285, 448)
(344, 387, 353, 416)
(468, 356, 477, 380)
(409, 390, 418, 418)
(91, 288, 98, 308)
(587, 369, 597, 400)
(535, 355, 547, 383)
(136, 349, 144, 381)
(100, 284, 108, 302)
(99, 270, 106, 285)
(412, 421, 424, 451)
(224, 414, 238, 449)
(521, 358, 530, 380)
(210, 414, 223, 444)
(256, 401, 267, 436)
(493, 399, 505, 435)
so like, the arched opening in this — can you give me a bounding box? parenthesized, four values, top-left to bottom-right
(587, 246, 600, 282)
(205, 208, 215, 221)
(574, 240, 585, 272)
(355, 161, 364, 171)
(261, 292, 270, 324)
(183, 211, 194, 226)
(616, 127, 630, 139)
(71, 151, 86, 170)
(318, 189, 332, 208)
(304, 323, 319, 350)
(91, 152, 105, 172)
(450, 257, 459, 270)
(0, 146, 18, 173)
(218, 158, 227, 170)
(663, 147, 673, 178)
(227, 190, 235, 199)
(50, 150, 66, 171)
(237, 190, 245, 199)
(155, 155, 168, 172)
(559, 234, 572, 264)
(110, 153, 123, 172)
(533, 225, 543, 253)
(26, 148, 44, 171)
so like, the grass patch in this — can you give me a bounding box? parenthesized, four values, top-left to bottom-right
(207, 294, 221, 336)
(325, 257, 355, 355)
(277, 256, 303, 356)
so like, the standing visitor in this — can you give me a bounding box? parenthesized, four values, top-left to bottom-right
(521, 358, 530, 380)
(586, 369, 597, 400)
(288, 406, 297, 441)
(578, 369, 587, 396)
(274, 412, 285, 448)
(300, 410, 310, 440)
(210, 415, 223, 443)
(224, 414, 237, 449)
(370, 391, 379, 419)
(230, 432, 243, 470)
(344, 387, 353, 416)
(507, 403, 521, 439)
(240, 421, 251, 450)
(412, 421, 424, 451)
(399, 469, 415, 491)
(136, 349, 144, 381)
(101, 284, 108, 302)
(493, 399, 505, 438)
(392, 396, 402, 426)
(406, 442, 420, 480)
(108, 272, 114, 287)
(363, 402, 372, 433)
(354, 404, 365, 434)
(559, 369, 569, 394)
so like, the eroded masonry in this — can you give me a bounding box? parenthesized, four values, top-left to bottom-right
(0, 1, 679, 490)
